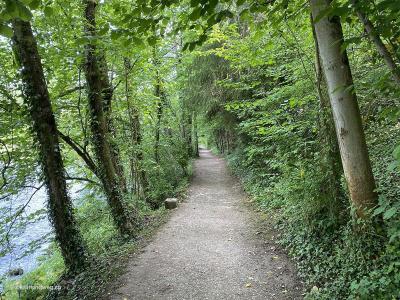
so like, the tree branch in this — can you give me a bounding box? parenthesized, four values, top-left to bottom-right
(3, 182, 45, 244)
(112, 58, 140, 91)
(66, 176, 100, 186)
(55, 85, 85, 98)
(57, 130, 99, 176)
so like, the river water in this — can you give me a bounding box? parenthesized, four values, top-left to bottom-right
(0, 182, 86, 287)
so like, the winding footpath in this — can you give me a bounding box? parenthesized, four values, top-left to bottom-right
(109, 149, 303, 300)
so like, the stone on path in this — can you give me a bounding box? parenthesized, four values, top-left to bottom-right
(164, 198, 178, 209)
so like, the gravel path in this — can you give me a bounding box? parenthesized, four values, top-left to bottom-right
(109, 149, 303, 300)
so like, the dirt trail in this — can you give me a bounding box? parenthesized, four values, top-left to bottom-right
(109, 149, 303, 300)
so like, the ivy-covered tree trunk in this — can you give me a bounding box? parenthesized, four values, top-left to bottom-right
(310, 0, 377, 217)
(131, 106, 149, 195)
(83, 0, 139, 235)
(99, 57, 128, 194)
(154, 76, 164, 165)
(152, 47, 167, 166)
(124, 58, 149, 200)
(11, 19, 86, 272)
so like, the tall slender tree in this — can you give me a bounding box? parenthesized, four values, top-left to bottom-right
(83, 0, 140, 235)
(153, 52, 166, 165)
(98, 56, 128, 193)
(310, 0, 377, 217)
(124, 58, 149, 199)
(183, 109, 194, 157)
(350, 0, 400, 85)
(11, 19, 86, 272)
(154, 78, 163, 165)
(193, 111, 200, 157)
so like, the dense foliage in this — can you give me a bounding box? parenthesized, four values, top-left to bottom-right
(182, 2, 400, 299)
(0, 0, 399, 299)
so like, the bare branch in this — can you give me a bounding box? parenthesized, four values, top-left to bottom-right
(66, 176, 100, 186)
(112, 58, 140, 91)
(55, 85, 85, 98)
(2, 182, 45, 244)
(57, 130, 99, 176)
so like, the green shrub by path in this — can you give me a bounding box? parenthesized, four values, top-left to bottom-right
(226, 139, 400, 299)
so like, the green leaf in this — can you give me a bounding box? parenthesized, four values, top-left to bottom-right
(0, 24, 13, 38)
(15, 1, 33, 21)
(216, 9, 233, 22)
(341, 37, 362, 52)
(372, 205, 385, 217)
(313, 7, 332, 23)
(239, 9, 250, 21)
(189, 7, 201, 21)
(98, 23, 110, 36)
(249, 4, 259, 13)
(383, 207, 397, 220)
(207, 0, 218, 12)
(393, 145, 400, 160)
(182, 42, 189, 51)
(43, 6, 54, 17)
(147, 36, 157, 46)
(330, 5, 350, 18)
(190, 0, 200, 8)
(110, 30, 122, 40)
(188, 42, 196, 51)
(387, 161, 399, 172)
(5, 0, 18, 17)
(27, 0, 41, 10)
(75, 36, 90, 45)
(207, 14, 217, 26)
(131, 36, 144, 47)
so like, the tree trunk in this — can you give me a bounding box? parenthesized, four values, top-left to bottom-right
(310, 14, 344, 212)
(124, 58, 149, 200)
(98, 55, 128, 194)
(57, 130, 99, 177)
(83, 0, 139, 235)
(351, 0, 400, 85)
(152, 47, 167, 165)
(193, 111, 200, 157)
(154, 76, 164, 164)
(12, 19, 86, 272)
(132, 108, 149, 196)
(187, 111, 193, 157)
(310, 0, 377, 217)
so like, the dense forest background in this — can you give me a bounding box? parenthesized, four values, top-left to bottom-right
(0, 0, 399, 299)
